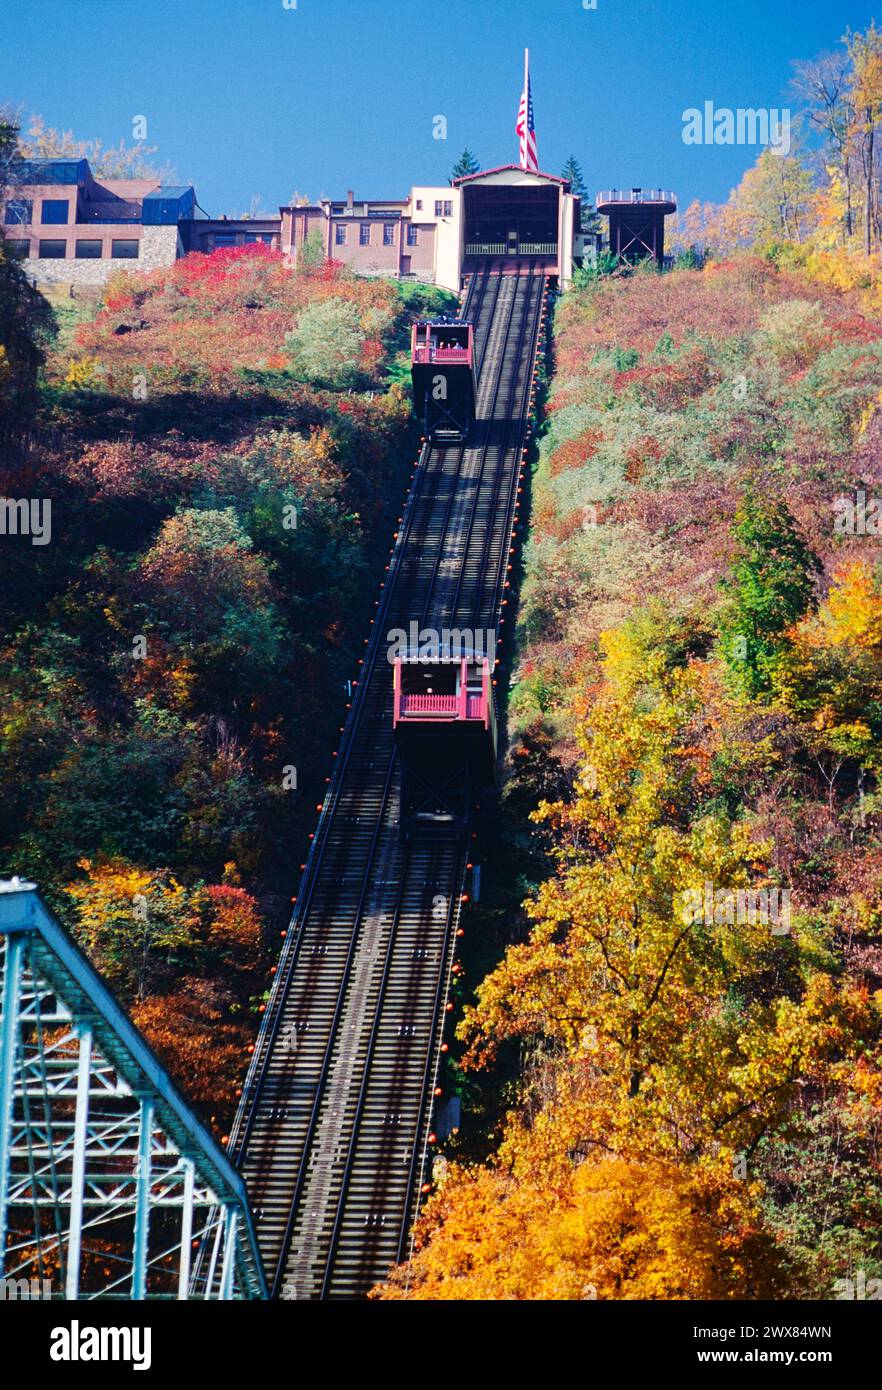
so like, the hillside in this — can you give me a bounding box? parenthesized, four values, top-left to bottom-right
(0, 243, 451, 1127)
(377, 254, 882, 1300)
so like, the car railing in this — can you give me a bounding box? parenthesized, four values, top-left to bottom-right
(412, 346, 470, 364)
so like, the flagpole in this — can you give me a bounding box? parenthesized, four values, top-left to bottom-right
(522, 49, 529, 169)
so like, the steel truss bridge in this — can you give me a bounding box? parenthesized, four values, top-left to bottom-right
(0, 261, 547, 1300)
(0, 879, 265, 1299)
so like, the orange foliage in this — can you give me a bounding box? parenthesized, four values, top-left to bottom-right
(375, 1156, 778, 1300)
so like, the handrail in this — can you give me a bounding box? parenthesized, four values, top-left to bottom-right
(400, 693, 458, 713)
(596, 188, 677, 206)
(412, 346, 470, 364)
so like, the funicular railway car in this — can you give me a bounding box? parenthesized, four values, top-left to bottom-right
(410, 316, 475, 442)
(393, 649, 496, 836)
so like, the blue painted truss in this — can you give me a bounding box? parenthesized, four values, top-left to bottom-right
(0, 879, 266, 1300)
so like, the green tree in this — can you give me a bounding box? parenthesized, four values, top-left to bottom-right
(0, 115, 57, 432)
(299, 227, 326, 270)
(285, 297, 364, 388)
(718, 494, 821, 698)
(562, 154, 600, 233)
(450, 148, 479, 181)
(561, 154, 587, 199)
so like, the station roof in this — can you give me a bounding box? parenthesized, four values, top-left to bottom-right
(453, 164, 570, 189)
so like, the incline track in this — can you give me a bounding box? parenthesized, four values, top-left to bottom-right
(232, 261, 547, 1299)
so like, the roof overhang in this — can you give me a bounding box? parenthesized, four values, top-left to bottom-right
(453, 164, 570, 190)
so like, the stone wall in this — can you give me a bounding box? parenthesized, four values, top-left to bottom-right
(23, 225, 181, 288)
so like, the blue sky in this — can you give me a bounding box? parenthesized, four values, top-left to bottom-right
(1, 0, 875, 214)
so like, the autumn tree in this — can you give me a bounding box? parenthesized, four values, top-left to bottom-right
(846, 25, 882, 254)
(792, 50, 857, 240)
(17, 113, 173, 181)
(464, 624, 873, 1165)
(137, 506, 286, 706)
(772, 559, 882, 802)
(375, 1156, 780, 1300)
(65, 859, 205, 1000)
(732, 146, 817, 247)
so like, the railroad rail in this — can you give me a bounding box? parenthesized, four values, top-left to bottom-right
(230, 260, 548, 1299)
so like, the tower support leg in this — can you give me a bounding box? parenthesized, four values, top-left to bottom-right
(65, 1026, 92, 1299)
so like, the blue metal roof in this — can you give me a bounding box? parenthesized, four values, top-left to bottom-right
(143, 185, 193, 199)
(141, 185, 196, 224)
(14, 157, 89, 185)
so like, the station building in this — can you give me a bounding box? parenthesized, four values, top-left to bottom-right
(279, 166, 583, 290)
(2, 157, 674, 294)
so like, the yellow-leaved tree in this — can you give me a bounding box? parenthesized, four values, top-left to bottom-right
(376, 607, 878, 1299)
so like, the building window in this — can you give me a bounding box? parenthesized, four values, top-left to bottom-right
(434, 200, 443, 216)
(212, 233, 237, 247)
(38, 239, 67, 259)
(41, 199, 69, 225)
(5, 239, 29, 258)
(383, 223, 395, 246)
(359, 223, 371, 246)
(244, 232, 274, 244)
(443, 200, 453, 217)
(5, 199, 32, 225)
(111, 239, 140, 259)
(75, 239, 102, 259)
(406, 225, 418, 247)
(415, 199, 422, 211)
(335, 224, 347, 245)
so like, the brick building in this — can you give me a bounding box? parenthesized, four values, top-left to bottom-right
(280, 187, 457, 285)
(279, 170, 584, 290)
(2, 156, 657, 294)
(1, 158, 197, 287)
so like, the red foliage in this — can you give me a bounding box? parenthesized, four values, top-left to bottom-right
(549, 428, 604, 478)
(615, 349, 714, 410)
(624, 435, 662, 482)
(69, 242, 399, 395)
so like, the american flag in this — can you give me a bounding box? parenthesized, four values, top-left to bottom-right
(516, 49, 538, 172)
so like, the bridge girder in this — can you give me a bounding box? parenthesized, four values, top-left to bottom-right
(0, 879, 266, 1300)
